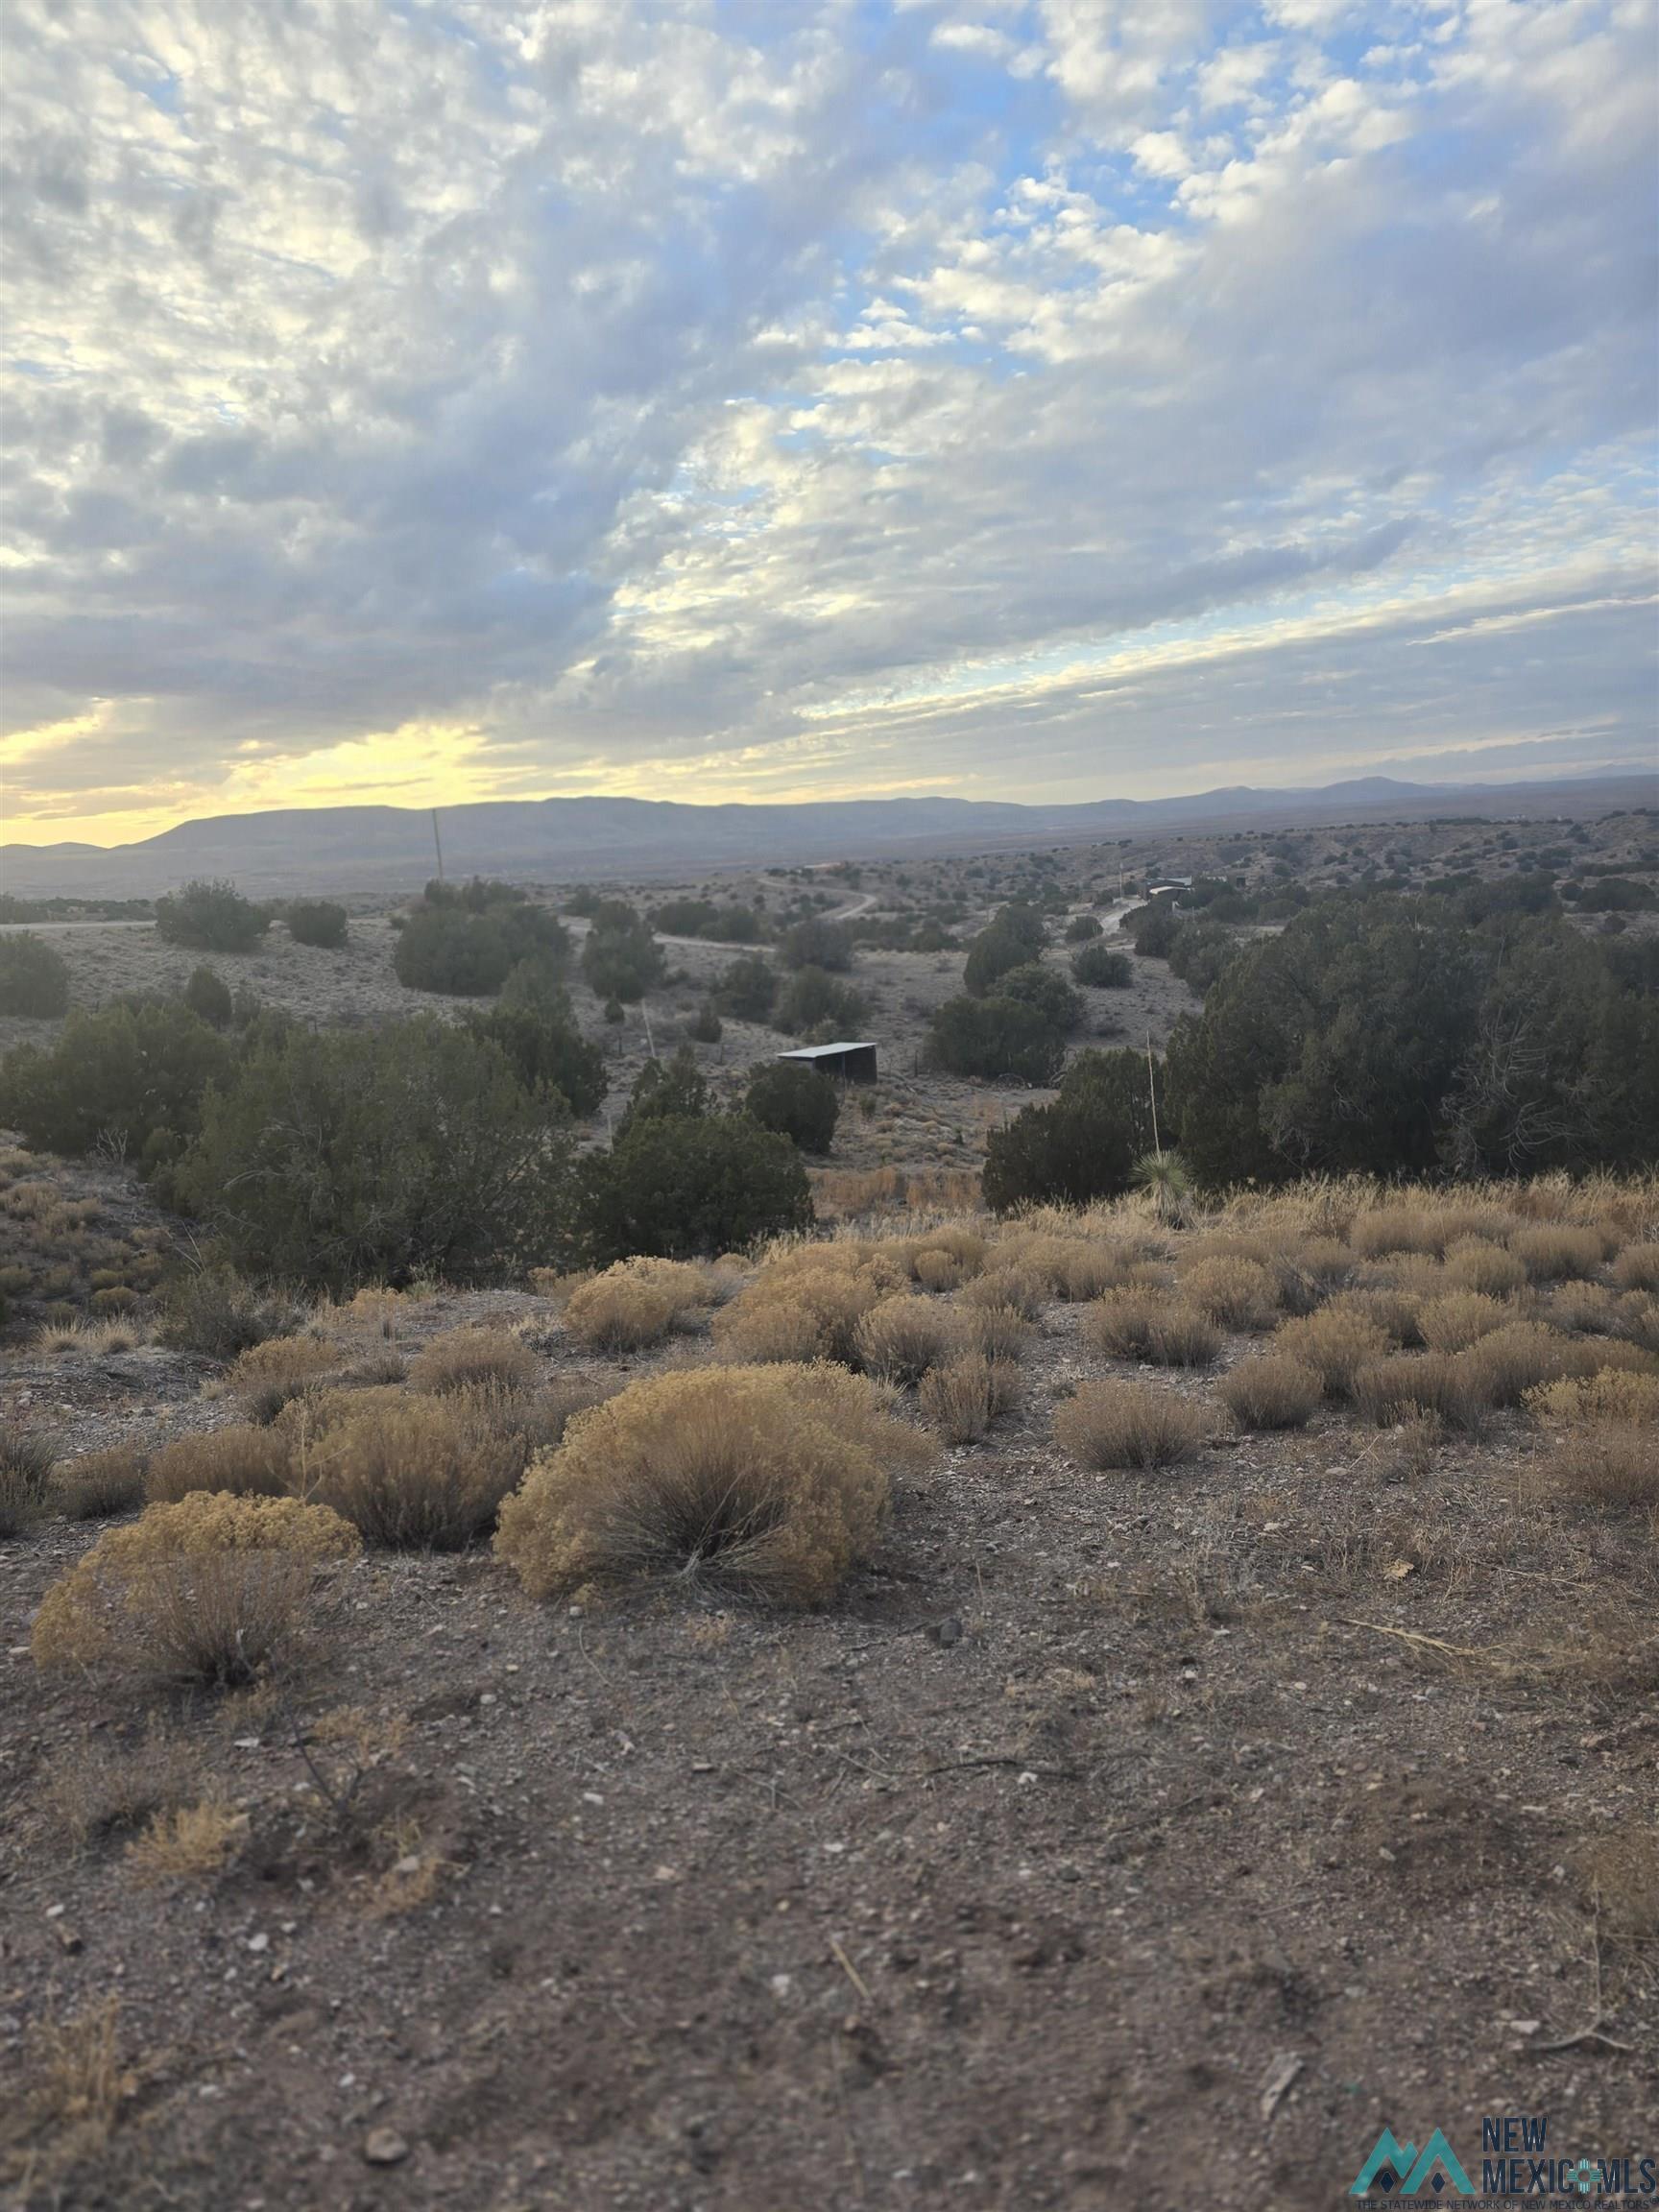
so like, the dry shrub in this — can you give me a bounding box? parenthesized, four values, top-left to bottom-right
(32, 1493, 360, 1688)
(959, 1302, 1031, 1363)
(1087, 1287, 1218, 1365)
(1458, 1321, 1590, 1409)
(565, 1257, 712, 1350)
(912, 1247, 967, 1292)
(1336, 1286, 1425, 1346)
(999, 1234, 1129, 1302)
(1272, 1308, 1390, 1397)
(959, 1263, 1048, 1320)
(1611, 1241, 1659, 1293)
(1418, 1290, 1512, 1353)
(145, 1425, 293, 1504)
(496, 1363, 930, 1604)
(308, 1393, 523, 1549)
(1546, 1429, 1659, 1512)
(55, 1446, 146, 1521)
(1352, 1355, 1487, 1433)
(408, 1325, 539, 1396)
(45, 1725, 201, 1848)
(229, 1333, 343, 1422)
(1182, 1255, 1279, 1329)
(1053, 1379, 1212, 1470)
(854, 1294, 963, 1383)
(713, 1244, 905, 1365)
(919, 1353, 1023, 1444)
(1441, 1238, 1527, 1297)
(1546, 1282, 1623, 1334)
(1269, 1236, 1355, 1313)
(1509, 1223, 1606, 1282)
(125, 1801, 247, 1885)
(1573, 1831, 1659, 1942)
(1217, 1357, 1322, 1431)
(1526, 1368, 1659, 1428)
(1348, 1208, 1446, 1259)
(11, 1997, 136, 2166)
(0, 1427, 58, 1537)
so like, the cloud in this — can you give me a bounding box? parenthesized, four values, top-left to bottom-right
(1, 0, 1653, 843)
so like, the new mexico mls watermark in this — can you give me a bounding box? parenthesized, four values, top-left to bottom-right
(1347, 2113, 1659, 2205)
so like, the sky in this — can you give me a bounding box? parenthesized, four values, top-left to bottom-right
(2, 0, 1655, 847)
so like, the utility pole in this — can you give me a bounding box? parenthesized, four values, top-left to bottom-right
(431, 808, 445, 882)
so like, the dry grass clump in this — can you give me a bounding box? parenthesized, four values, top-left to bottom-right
(1546, 1282, 1626, 1335)
(959, 1262, 1049, 1320)
(1418, 1290, 1513, 1353)
(0, 1427, 58, 1537)
(1508, 1223, 1607, 1282)
(1526, 1368, 1659, 1428)
(1457, 1321, 1594, 1409)
(905, 1226, 987, 1290)
(1545, 1429, 1659, 1512)
(1053, 1379, 1212, 1470)
(712, 1243, 905, 1365)
(1352, 1356, 1488, 1433)
(10, 1997, 137, 2169)
(1611, 1241, 1659, 1292)
(126, 1801, 247, 1886)
(145, 1425, 293, 1505)
(55, 1446, 147, 1521)
(308, 1393, 523, 1549)
(919, 1353, 1023, 1444)
(408, 1325, 539, 1396)
(1441, 1238, 1527, 1297)
(1087, 1288, 1220, 1367)
(35, 1315, 152, 1357)
(854, 1294, 964, 1383)
(496, 1363, 930, 1605)
(1217, 1357, 1323, 1431)
(564, 1257, 714, 1351)
(32, 1493, 360, 1688)
(1272, 1308, 1390, 1397)
(1181, 1255, 1280, 1330)
(1334, 1286, 1425, 1346)
(994, 1232, 1132, 1302)
(228, 1334, 344, 1422)
(959, 1302, 1032, 1363)
(44, 1725, 201, 1849)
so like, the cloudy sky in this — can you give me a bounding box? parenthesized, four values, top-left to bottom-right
(2, 0, 1654, 845)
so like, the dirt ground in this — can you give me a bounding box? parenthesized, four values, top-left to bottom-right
(4, 1219, 1656, 2212)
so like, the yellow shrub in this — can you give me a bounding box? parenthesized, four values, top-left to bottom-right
(1509, 1224, 1607, 1283)
(1087, 1289, 1219, 1367)
(1611, 1241, 1659, 1293)
(495, 1363, 929, 1605)
(959, 1302, 1031, 1363)
(32, 1493, 360, 1687)
(1181, 1255, 1279, 1329)
(959, 1263, 1048, 1320)
(1217, 1357, 1322, 1431)
(713, 1245, 903, 1364)
(145, 1426, 293, 1504)
(1526, 1369, 1659, 1429)
(55, 1446, 146, 1521)
(1272, 1308, 1390, 1396)
(1053, 1380, 1211, 1470)
(408, 1326, 539, 1396)
(309, 1393, 523, 1549)
(126, 1801, 247, 1886)
(919, 1353, 1023, 1444)
(1441, 1238, 1527, 1297)
(854, 1294, 963, 1383)
(1418, 1291, 1512, 1353)
(228, 1334, 342, 1421)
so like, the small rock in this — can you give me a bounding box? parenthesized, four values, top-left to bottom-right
(933, 1616, 963, 1648)
(362, 2128, 409, 2167)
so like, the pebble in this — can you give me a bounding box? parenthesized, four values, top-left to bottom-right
(362, 2128, 410, 2167)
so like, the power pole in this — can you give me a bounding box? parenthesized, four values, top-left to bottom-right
(431, 808, 445, 882)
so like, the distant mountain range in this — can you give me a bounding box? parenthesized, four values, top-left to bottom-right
(5, 771, 1653, 899)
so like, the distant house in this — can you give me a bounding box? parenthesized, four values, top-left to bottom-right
(776, 1040, 878, 1084)
(1145, 876, 1193, 898)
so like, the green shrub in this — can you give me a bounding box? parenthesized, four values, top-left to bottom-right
(465, 967, 607, 1117)
(687, 1002, 724, 1044)
(781, 917, 854, 972)
(394, 905, 510, 995)
(775, 966, 869, 1038)
(995, 962, 1085, 1033)
(619, 1047, 710, 1132)
(156, 1267, 301, 1359)
(1064, 914, 1103, 944)
(286, 900, 349, 949)
(580, 904, 664, 1002)
(981, 1047, 1159, 1207)
(0, 935, 69, 1017)
(717, 954, 778, 1022)
(925, 995, 1065, 1084)
(575, 1113, 812, 1264)
(963, 903, 1047, 996)
(1070, 943, 1131, 988)
(183, 966, 233, 1029)
(0, 1000, 231, 1166)
(172, 1017, 576, 1288)
(745, 1060, 840, 1155)
(154, 879, 269, 953)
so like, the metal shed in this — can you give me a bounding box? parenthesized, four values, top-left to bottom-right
(775, 1040, 878, 1084)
